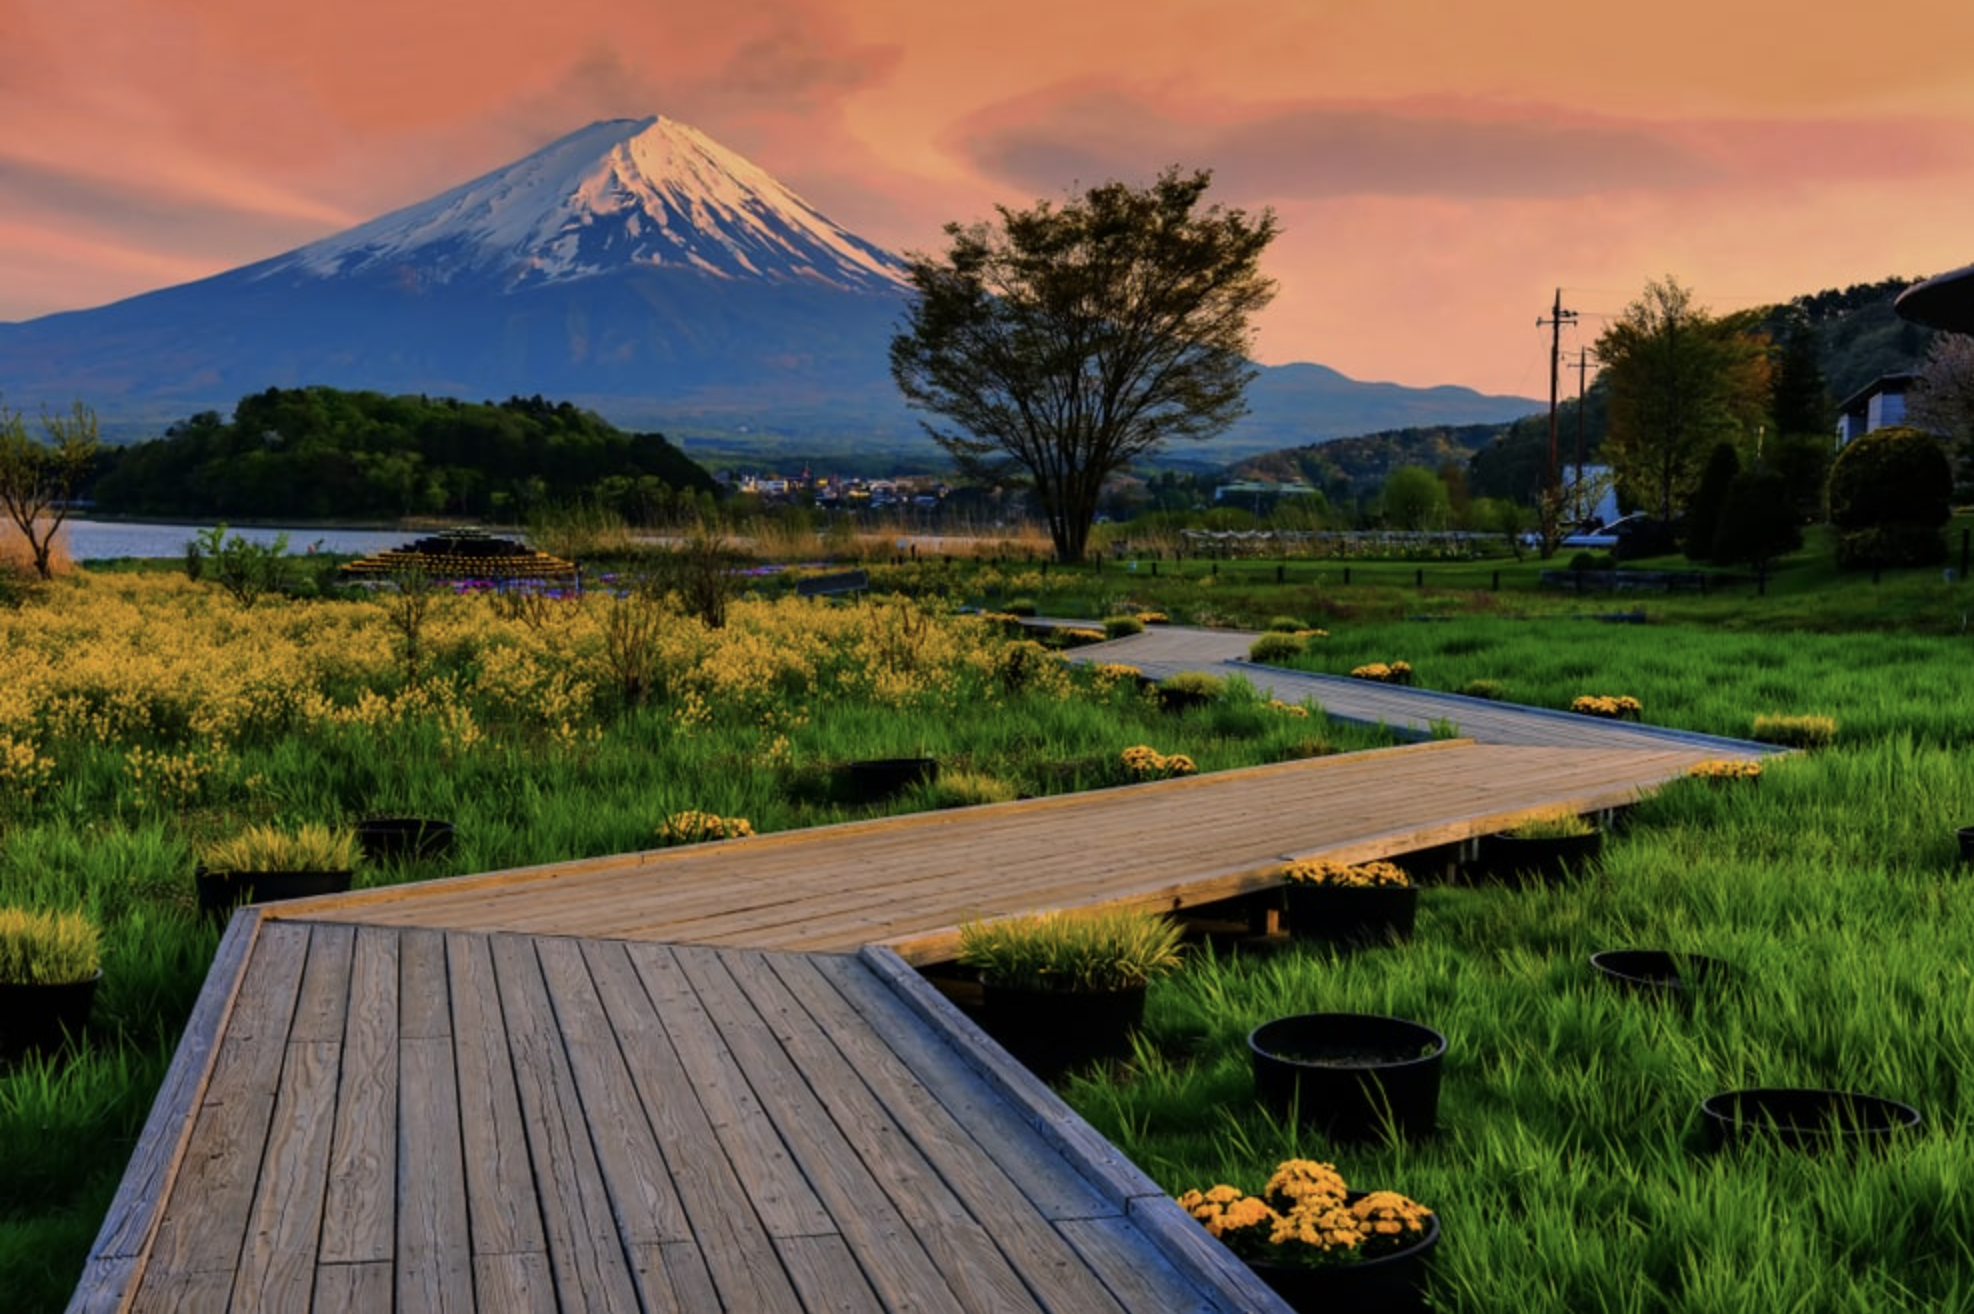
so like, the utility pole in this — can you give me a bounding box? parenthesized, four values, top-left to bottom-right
(1572, 346, 1593, 488)
(1537, 289, 1578, 495)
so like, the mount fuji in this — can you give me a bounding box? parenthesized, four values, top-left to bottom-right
(0, 116, 1540, 457)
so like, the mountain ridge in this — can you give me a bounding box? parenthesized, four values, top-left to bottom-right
(0, 114, 1541, 456)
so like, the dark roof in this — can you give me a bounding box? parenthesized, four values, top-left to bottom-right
(1836, 371, 1916, 415)
(1895, 262, 1974, 332)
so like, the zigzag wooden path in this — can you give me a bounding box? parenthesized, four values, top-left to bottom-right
(73, 628, 1775, 1312)
(272, 739, 1728, 962)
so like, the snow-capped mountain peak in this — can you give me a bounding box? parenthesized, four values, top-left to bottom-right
(265, 115, 907, 293)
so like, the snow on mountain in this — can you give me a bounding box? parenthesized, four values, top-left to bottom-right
(260, 115, 908, 293)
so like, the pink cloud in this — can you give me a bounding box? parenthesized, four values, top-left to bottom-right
(948, 85, 1970, 204)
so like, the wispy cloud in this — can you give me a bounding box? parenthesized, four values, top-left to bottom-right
(951, 85, 1968, 204)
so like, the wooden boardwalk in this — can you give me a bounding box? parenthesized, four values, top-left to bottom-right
(74, 626, 1777, 1312)
(273, 739, 1732, 963)
(74, 919, 1274, 1313)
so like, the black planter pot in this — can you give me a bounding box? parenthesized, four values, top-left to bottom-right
(1282, 883, 1418, 949)
(1250, 1013, 1447, 1141)
(1591, 949, 1730, 1002)
(1478, 828, 1602, 883)
(979, 981, 1147, 1079)
(843, 757, 938, 803)
(1700, 1088, 1921, 1153)
(196, 868, 353, 921)
(356, 817, 456, 862)
(1956, 826, 1974, 865)
(1248, 1197, 1441, 1314)
(0, 970, 101, 1060)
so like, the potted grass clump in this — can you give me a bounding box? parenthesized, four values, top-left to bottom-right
(1276, 858, 1417, 948)
(1156, 670, 1225, 712)
(958, 907, 1184, 1078)
(0, 908, 103, 1060)
(1478, 808, 1602, 883)
(195, 823, 358, 919)
(1177, 1158, 1438, 1313)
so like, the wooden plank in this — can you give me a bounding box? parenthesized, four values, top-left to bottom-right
(532, 937, 693, 1246)
(138, 921, 313, 1294)
(855, 947, 1172, 1215)
(398, 925, 473, 1314)
(288, 921, 355, 1042)
(774, 1234, 883, 1312)
(198, 919, 314, 1102)
(670, 944, 1009, 1314)
(398, 927, 452, 1039)
(623, 942, 837, 1242)
(737, 950, 1131, 1313)
(446, 932, 549, 1260)
(799, 954, 1117, 1222)
(230, 1039, 341, 1310)
(318, 924, 399, 1265)
(854, 950, 1287, 1311)
(1056, 1216, 1275, 1314)
(488, 933, 642, 1313)
(119, 1268, 236, 1312)
(628, 1241, 720, 1314)
(585, 939, 809, 1311)
(68, 911, 262, 1312)
(312, 1260, 395, 1313)
(472, 1252, 558, 1314)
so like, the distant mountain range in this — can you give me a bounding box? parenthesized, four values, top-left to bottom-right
(0, 115, 1541, 460)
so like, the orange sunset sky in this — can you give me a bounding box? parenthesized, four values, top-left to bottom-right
(9, 0, 1974, 398)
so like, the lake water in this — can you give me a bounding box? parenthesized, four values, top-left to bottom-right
(59, 520, 422, 562)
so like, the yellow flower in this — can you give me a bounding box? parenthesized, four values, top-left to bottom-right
(1277, 858, 1411, 888)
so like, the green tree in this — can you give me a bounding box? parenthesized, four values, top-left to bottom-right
(890, 168, 1278, 563)
(1684, 442, 1741, 562)
(1595, 277, 1771, 523)
(1381, 465, 1451, 530)
(1711, 467, 1802, 577)
(0, 399, 99, 580)
(1827, 424, 1952, 569)
(1770, 306, 1831, 439)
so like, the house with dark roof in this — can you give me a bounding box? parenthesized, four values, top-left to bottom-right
(1836, 372, 1915, 445)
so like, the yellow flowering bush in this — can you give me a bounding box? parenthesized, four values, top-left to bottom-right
(1688, 758, 1763, 781)
(1275, 858, 1411, 888)
(0, 734, 55, 800)
(655, 811, 755, 845)
(1571, 694, 1643, 719)
(1120, 744, 1198, 780)
(1349, 661, 1413, 685)
(1177, 1160, 1432, 1267)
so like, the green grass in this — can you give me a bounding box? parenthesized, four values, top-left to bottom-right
(1060, 663, 1974, 1312)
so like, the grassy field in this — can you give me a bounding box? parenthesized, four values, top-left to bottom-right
(4, 527, 1973, 1310)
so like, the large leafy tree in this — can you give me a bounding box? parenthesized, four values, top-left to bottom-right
(890, 168, 1278, 562)
(1595, 277, 1771, 523)
(0, 399, 98, 580)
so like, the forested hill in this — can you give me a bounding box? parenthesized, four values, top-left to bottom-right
(91, 388, 717, 522)
(1231, 274, 1936, 504)
(1768, 275, 1934, 404)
